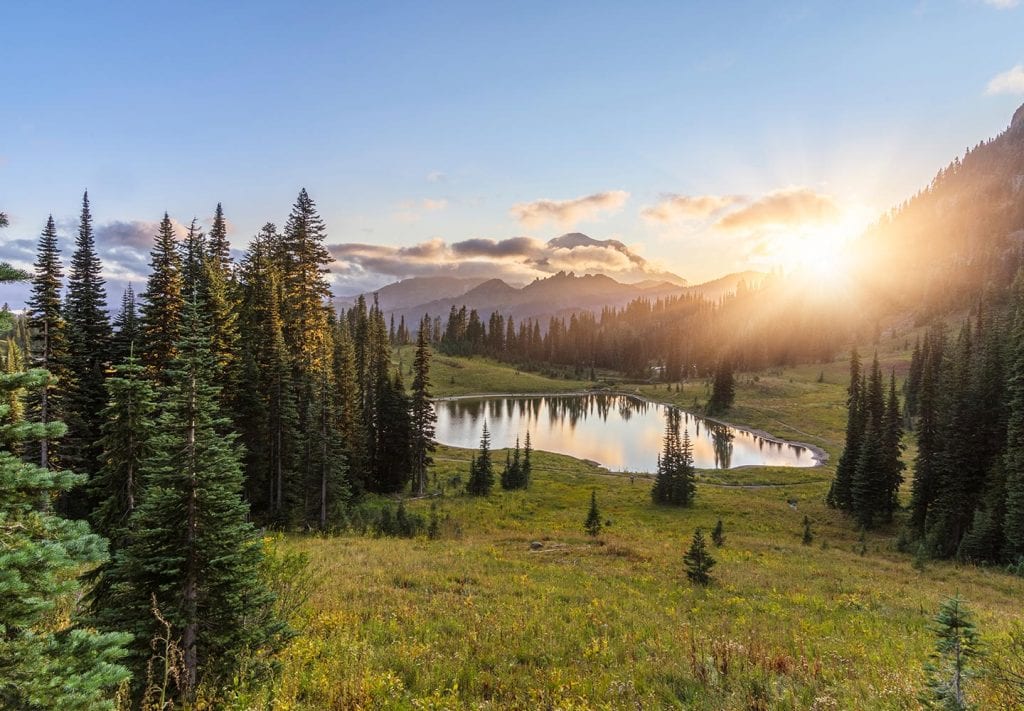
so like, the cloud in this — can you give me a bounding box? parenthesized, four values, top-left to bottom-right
(982, 0, 1018, 8)
(641, 194, 744, 223)
(510, 190, 629, 228)
(714, 188, 840, 231)
(451, 236, 542, 258)
(426, 171, 447, 183)
(986, 64, 1024, 95)
(327, 231, 680, 290)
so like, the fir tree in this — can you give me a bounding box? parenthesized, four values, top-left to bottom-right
(410, 319, 436, 495)
(89, 355, 157, 544)
(1004, 283, 1024, 562)
(25, 215, 68, 469)
(911, 337, 943, 536)
(521, 430, 532, 488)
(828, 348, 863, 510)
(501, 437, 524, 490)
(95, 297, 288, 703)
(203, 204, 240, 402)
(235, 226, 299, 523)
(584, 490, 603, 537)
(139, 213, 184, 382)
(110, 285, 140, 366)
(0, 368, 131, 710)
(802, 515, 813, 545)
(63, 191, 113, 513)
(881, 372, 906, 521)
(921, 595, 982, 710)
(684, 528, 715, 586)
(467, 422, 494, 496)
(706, 358, 735, 414)
(711, 519, 725, 547)
(652, 408, 695, 506)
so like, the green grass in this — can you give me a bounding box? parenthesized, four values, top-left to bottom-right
(394, 345, 592, 397)
(250, 346, 1023, 709)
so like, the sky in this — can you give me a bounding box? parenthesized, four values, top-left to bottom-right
(2, 1, 1024, 304)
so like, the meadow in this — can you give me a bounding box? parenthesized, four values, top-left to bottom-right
(248, 341, 1024, 710)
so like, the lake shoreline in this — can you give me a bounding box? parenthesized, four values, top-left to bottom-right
(431, 389, 831, 469)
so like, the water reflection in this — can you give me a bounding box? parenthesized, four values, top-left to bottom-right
(433, 394, 815, 472)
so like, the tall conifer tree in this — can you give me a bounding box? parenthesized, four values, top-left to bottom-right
(26, 215, 68, 469)
(139, 213, 184, 383)
(410, 319, 436, 495)
(63, 191, 112, 509)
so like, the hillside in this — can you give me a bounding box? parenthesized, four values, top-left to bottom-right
(855, 101, 1024, 316)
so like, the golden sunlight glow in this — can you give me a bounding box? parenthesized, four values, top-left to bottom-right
(766, 207, 872, 286)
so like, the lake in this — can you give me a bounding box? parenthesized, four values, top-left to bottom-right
(432, 393, 819, 472)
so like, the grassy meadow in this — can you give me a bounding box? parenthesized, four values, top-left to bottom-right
(247, 343, 1023, 709)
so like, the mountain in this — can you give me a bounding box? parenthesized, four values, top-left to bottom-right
(685, 270, 767, 301)
(377, 271, 679, 326)
(856, 101, 1024, 314)
(543, 233, 688, 286)
(335, 276, 487, 312)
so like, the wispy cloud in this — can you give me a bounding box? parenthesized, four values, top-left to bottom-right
(714, 188, 839, 231)
(426, 171, 447, 183)
(510, 190, 629, 228)
(986, 64, 1024, 95)
(641, 194, 744, 223)
(982, 0, 1019, 9)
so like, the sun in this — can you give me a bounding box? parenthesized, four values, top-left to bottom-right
(769, 210, 868, 284)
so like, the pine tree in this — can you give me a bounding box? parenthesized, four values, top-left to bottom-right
(921, 595, 982, 710)
(927, 325, 977, 557)
(95, 297, 288, 703)
(911, 337, 943, 536)
(333, 316, 362, 490)
(684, 528, 715, 586)
(652, 409, 695, 506)
(1004, 284, 1024, 562)
(110, 285, 140, 366)
(139, 213, 184, 382)
(305, 328, 350, 528)
(522, 430, 533, 488)
(881, 372, 906, 522)
(501, 437, 524, 490)
(235, 225, 299, 524)
(279, 188, 332, 380)
(0, 368, 131, 710)
(802, 515, 813, 545)
(467, 422, 494, 496)
(410, 319, 436, 495)
(828, 348, 863, 510)
(203, 204, 240, 402)
(89, 355, 157, 543)
(707, 358, 735, 414)
(25, 215, 68, 470)
(712, 519, 725, 546)
(584, 490, 603, 537)
(63, 191, 113, 512)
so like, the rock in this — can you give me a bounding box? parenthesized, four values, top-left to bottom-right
(529, 541, 543, 550)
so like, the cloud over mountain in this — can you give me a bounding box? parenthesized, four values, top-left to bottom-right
(510, 191, 629, 228)
(328, 231, 683, 290)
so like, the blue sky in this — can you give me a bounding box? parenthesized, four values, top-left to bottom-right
(2, 0, 1023, 301)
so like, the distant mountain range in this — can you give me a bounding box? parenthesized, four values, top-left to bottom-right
(338, 260, 764, 326)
